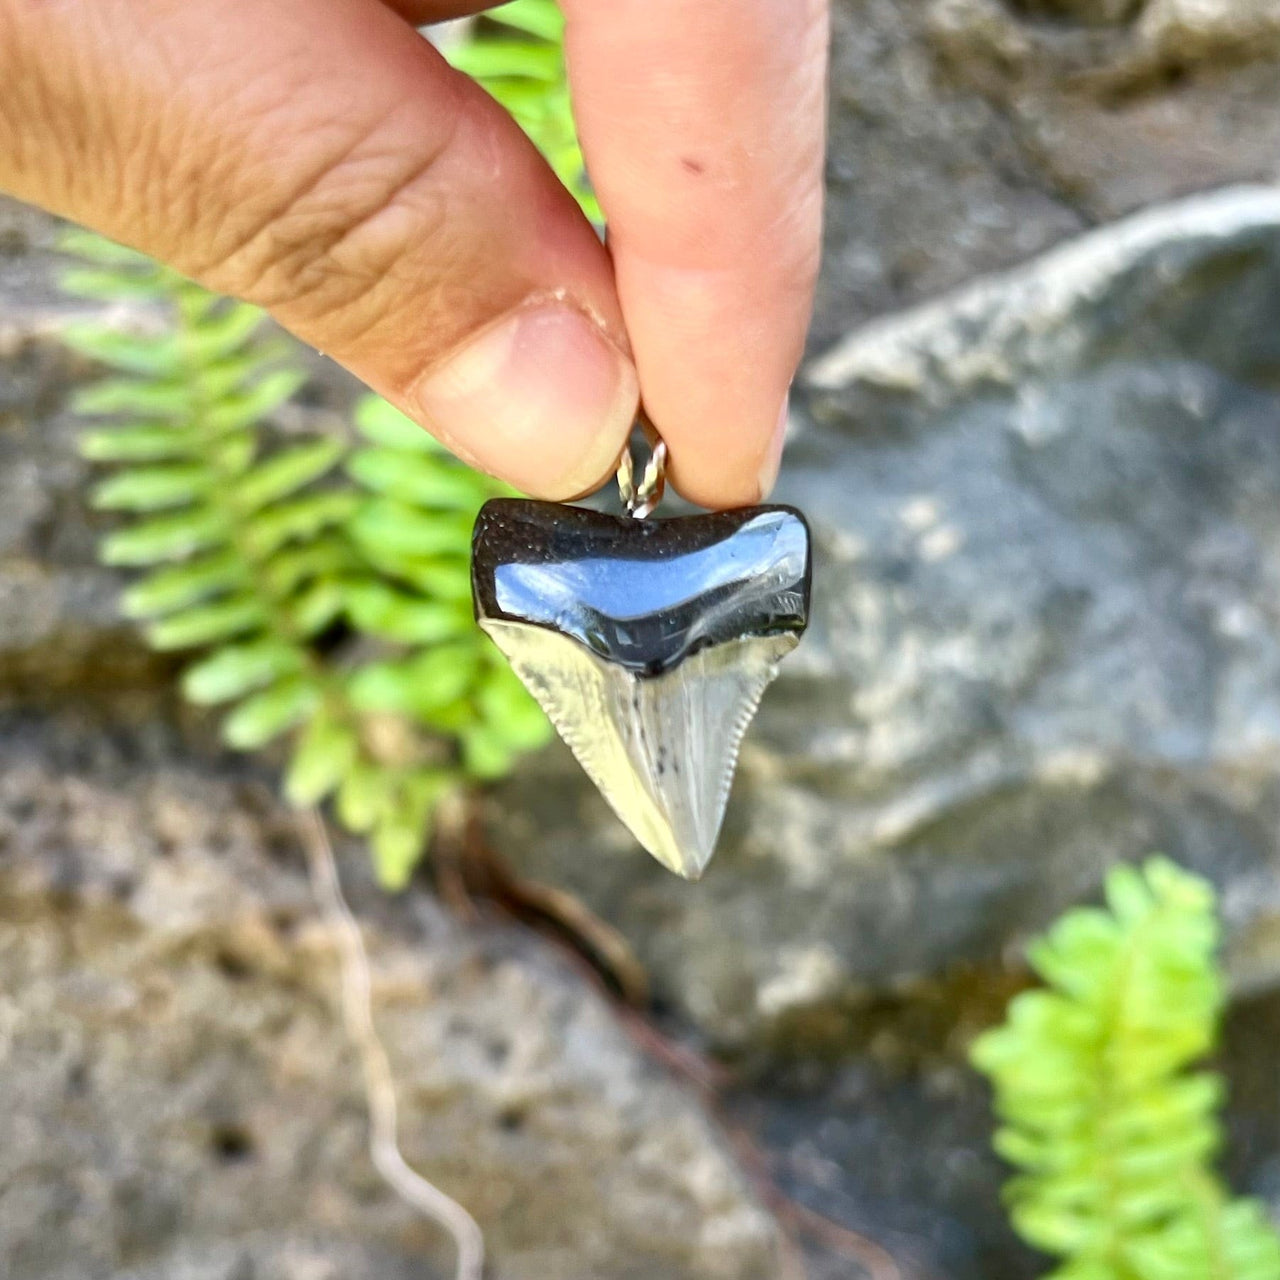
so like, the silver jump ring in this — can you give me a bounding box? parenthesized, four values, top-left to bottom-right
(617, 412, 667, 519)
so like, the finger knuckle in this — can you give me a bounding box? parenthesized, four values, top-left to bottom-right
(196, 109, 456, 346)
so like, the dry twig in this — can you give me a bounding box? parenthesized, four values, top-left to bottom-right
(298, 810, 485, 1280)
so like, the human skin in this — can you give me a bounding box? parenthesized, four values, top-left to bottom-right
(0, 0, 828, 508)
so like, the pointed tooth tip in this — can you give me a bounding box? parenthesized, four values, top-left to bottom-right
(653, 843, 716, 881)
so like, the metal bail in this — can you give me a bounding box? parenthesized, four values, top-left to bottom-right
(616, 413, 667, 520)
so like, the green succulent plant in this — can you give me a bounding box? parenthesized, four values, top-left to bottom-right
(972, 857, 1280, 1280)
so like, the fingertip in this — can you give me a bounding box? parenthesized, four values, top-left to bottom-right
(756, 393, 790, 502)
(562, 0, 825, 511)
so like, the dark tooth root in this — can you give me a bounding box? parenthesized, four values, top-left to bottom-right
(472, 498, 811, 676)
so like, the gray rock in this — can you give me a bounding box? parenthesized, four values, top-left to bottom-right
(1004, 0, 1142, 24)
(494, 186, 1280, 1049)
(0, 716, 780, 1280)
(813, 0, 1280, 348)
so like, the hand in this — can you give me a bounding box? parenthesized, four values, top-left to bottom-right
(0, 0, 827, 507)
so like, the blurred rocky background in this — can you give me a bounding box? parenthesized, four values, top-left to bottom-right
(3, 1, 1280, 1277)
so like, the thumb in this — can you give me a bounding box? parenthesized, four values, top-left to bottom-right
(0, 0, 638, 500)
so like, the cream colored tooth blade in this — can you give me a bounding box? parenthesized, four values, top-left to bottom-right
(482, 620, 796, 879)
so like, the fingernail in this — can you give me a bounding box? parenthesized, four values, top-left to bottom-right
(412, 304, 638, 499)
(757, 393, 790, 500)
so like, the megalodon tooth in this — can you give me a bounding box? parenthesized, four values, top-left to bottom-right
(471, 498, 811, 879)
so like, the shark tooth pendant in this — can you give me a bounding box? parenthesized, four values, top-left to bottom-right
(471, 426, 811, 879)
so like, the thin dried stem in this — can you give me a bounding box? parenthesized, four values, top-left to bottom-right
(299, 810, 485, 1280)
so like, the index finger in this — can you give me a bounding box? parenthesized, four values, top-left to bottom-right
(561, 0, 827, 507)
